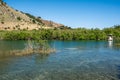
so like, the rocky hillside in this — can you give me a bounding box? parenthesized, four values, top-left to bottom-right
(0, 0, 64, 30)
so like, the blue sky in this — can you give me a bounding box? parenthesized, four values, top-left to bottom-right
(3, 0, 120, 29)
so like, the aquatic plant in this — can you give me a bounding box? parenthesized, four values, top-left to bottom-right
(0, 40, 55, 57)
(13, 40, 55, 56)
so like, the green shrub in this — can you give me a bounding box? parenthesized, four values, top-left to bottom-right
(17, 17, 21, 21)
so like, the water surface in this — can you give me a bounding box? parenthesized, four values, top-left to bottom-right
(0, 40, 120, 80)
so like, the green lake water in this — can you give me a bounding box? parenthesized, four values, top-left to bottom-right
(0, 40, 120, 80)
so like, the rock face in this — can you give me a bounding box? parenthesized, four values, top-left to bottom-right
(0, 0, 64, 30)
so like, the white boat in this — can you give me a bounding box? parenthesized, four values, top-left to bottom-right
(108, 34, 113, 41)
(108, 36, 113, 41)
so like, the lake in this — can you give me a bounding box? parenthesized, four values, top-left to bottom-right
(0, 40, 120, 80)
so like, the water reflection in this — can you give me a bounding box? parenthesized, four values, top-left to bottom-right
(0, 40, 26, 57)
(108, 40, 113, 48)
(0, 41, 120, 80)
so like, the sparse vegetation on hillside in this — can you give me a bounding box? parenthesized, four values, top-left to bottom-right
(0, 0, 64, 30)
(17, 17, 22, 21)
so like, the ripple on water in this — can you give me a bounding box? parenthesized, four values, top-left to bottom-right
(0, 41, 120, 80)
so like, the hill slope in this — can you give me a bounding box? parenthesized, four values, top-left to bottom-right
(0, 0, 64, 30)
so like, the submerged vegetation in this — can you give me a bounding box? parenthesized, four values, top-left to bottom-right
(0, 40, 55, 57)
(0, 25, 120, 41)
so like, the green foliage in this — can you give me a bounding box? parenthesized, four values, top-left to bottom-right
(17, 17, 21, 21)
(0, 25, 120, 40)
(34, 40, 50, 50)
(32, 19, 36, 24)
(25, 13, 36, 20)
(25, 13, 44, 25)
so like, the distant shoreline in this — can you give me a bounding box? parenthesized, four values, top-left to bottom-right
(0, 25, 120, 41)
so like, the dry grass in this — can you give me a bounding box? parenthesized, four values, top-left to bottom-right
(7, 47, 56, 56)
(0, 1, 61, 30)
